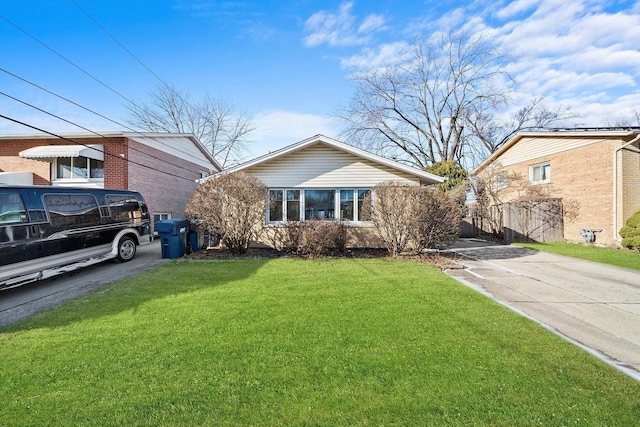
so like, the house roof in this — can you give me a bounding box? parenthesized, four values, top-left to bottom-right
(0, 131, 221, 171)
(206, 134, 444, 184)
(472, 128, 640, 176)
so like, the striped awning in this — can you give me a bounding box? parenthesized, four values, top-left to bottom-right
(19, 144, 104, 162)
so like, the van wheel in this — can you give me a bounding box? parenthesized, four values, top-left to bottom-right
(116, 236, 136, 262)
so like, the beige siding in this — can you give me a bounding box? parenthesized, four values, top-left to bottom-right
(245, 144, 420, 187)
(497, 136, 608, 167)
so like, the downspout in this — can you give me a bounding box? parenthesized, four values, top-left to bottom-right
(613, 132, 640, 242)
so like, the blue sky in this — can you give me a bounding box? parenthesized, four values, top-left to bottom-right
(1, 0, 639, 162)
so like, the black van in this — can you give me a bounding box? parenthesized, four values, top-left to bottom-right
(0, 186, 151, 290)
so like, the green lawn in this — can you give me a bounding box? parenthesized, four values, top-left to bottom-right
(1, 258, 639, 426)
(515, 242, 640, 271)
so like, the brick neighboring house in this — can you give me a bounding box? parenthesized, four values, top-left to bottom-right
(0, 132, 221, 229)
(471, 128, 640, 246)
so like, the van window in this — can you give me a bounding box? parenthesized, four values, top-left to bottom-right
(0, 192, 28, 224)
(106, 195, 141, 221)
(43, 194, 100, 228)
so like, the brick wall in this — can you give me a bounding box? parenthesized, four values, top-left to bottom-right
(483, 138, 625, 245)
(1, 138, 53, 184)
(126, 139, 201, 220)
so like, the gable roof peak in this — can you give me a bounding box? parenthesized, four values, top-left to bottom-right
(203, 134, 444, 184)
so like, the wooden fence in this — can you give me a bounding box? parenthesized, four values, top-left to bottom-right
(462, 199, 564, 243)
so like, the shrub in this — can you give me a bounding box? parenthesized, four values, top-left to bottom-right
(620, 210, 640, 251)
(186, 172, 267, 254)
(370, 181, 461, 256)
(413, 188, 461, 249)
(369, 182, 421, 256)
(297, 220, 347, 255)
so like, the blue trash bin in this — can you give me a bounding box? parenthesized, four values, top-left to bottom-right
(187, 229, 200, 253)
(156, 219, 188, 259)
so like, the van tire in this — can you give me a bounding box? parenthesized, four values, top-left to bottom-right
(116, 236, 136, 262)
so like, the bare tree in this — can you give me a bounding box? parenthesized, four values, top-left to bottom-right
(127, 83, 254, 167)
(468, 98, 576, 155)
(339, 31, 574, 168)
(614, 109, 640, 127)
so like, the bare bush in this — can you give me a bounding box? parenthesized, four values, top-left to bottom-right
(185, 172, 266, 253)
(413, 188, 461, 249)
(370, 182, 421, 256)
(297, 220, 347, 255)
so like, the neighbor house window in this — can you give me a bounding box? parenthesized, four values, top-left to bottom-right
(530, 162, 550, 184)
(54, 156, 104, 181)
(267, 189, 371, 223)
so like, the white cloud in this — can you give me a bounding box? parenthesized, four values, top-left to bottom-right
(483, 0, 640, 125)
(358, 14, 385, 34)
(495, 0, 539, 20)
(303, 1, 387, 47)
(340, 41, 411, 69)
(247, 110, 341, 158)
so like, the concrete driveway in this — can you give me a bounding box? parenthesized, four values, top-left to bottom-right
(441, 239, 640, 381)
(0, 240, 168, 328)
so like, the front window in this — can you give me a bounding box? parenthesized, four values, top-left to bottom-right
(304, 190, 335, 220)
(340, 190, 354, 221)
(267, 188, 371, 224)
(286, 190, 300, 221)
(357, 189, 371, 221)
(268, 190, 284, 222)
(530, 162, 550, 184)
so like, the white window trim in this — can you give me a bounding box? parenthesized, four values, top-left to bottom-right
(529, 162, 551, 184)
(52, 157, 105, 184)
(266, 188, 372, 226)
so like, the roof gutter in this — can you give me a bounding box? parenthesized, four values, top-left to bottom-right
(613, 132, 640, 242)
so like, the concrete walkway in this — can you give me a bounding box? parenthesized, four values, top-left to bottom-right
(441, 239, 640, 381)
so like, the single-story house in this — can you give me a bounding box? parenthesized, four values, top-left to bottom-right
(0, 132, 221, 228)
(471, 128, 640, 245)
(201, 134, 444, 247)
